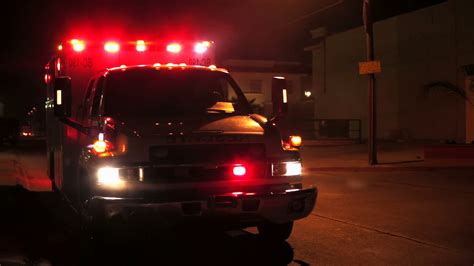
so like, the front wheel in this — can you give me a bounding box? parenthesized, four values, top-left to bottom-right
(257, 221, 293, 241)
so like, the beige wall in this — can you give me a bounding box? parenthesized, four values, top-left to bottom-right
(313, 19, 400, 139)
(310, 0, 474, 141)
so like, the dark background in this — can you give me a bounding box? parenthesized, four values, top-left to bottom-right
(0, 0, 444, 119)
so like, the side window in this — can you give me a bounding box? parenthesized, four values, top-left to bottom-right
(219, 78, 237, 102)
(80, 79, 95, 122)
(91, 77, 105, 118)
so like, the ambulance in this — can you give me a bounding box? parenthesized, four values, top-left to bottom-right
(44, 37, 317, 241)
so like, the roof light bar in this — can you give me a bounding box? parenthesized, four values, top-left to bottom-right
(104, 41, 120, 53)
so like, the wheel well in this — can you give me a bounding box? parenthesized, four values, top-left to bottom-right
(78, 167, 92, 205)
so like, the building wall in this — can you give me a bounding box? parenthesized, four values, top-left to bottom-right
(466, 76, 474, 143)
(311, 0, 474, 141)
(396, 2, 461, 140)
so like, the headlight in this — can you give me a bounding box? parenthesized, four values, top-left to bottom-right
(272, 161, 302, 176)
(97, 167, 125, 188)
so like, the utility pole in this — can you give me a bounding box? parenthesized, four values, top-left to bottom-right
(363, 0, 378, 165)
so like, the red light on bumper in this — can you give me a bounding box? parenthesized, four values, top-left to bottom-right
(232, 165, 246, 176)
(167, 43, 182, 53)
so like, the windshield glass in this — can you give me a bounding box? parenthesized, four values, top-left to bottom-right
(103, 68, 251, 117)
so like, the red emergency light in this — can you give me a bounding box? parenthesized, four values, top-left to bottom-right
(167, 43, 182, 53)
(65, 39, 212, 55)
(194, 41, 210, 54)
(58, 38, 215, 68)
(136, 40, 146, 52)
(44, 74, 51, 84)
(71, 39, 85, 52)
(104, 41, 120, 53)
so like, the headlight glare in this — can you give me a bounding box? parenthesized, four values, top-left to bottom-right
(97, 167, 124, 188)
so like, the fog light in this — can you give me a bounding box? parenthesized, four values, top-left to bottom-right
(97, 167, 124, 188)
(285, 162, 302, 176)
(272, 161, 302, 176)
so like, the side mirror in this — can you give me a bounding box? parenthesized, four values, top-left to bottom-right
(54, 76, 72, 118)
(271, 76, 288, 118)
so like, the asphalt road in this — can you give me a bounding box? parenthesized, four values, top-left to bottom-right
(0, 141, 473, 265)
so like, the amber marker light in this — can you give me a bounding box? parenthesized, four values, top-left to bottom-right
(289, 136, 302, 147)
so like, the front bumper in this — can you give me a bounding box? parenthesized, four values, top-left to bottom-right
(87, 187, 317, 227)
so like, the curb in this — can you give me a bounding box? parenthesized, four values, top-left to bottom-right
(12, 159, 51, 192)
(307, 166, 474, 172)
(12, 160, 31, 189)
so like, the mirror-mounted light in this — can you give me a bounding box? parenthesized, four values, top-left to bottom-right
(271, 76, 288, 118)
(53, 76, 72, 117)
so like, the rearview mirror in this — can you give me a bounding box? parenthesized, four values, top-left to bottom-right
(54, 76, 72, 118)
(271, 76, 288, 118)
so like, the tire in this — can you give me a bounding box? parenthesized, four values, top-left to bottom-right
(79, 214, 104, 264)
(257, 221, 293, 241)
(48, 151, 59, 192)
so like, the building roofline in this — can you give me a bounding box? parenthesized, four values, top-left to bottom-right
(222, 59, 311, 74)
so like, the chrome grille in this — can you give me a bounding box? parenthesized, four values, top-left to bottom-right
(149, 144, 265, 164)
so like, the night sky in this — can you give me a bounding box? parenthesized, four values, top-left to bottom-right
(0, 0, 444, 119)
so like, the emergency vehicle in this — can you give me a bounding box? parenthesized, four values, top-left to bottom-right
(44, 37, 317, 241)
